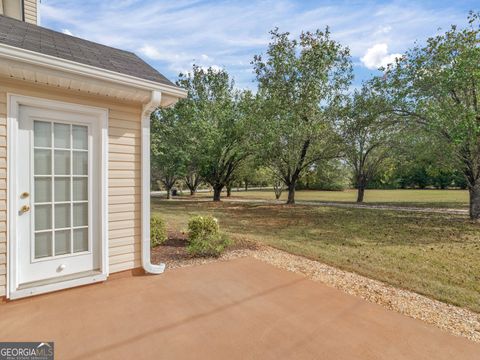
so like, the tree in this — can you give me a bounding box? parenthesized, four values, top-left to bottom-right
(253, 28, 352, 204)
(151, 108, 187, 199)
(390, 129, 457, 189)
(273, 179, 284, 200)
(297, 160, 349, 191)
(183, 132, 203, 196)
(340, 85, 399, 202)
(184, 170, 202, 196)
(376, 12, 480, 219)
(176, 66, 254, 201)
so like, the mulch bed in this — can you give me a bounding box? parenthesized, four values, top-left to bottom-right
(150, 230, 261, 265)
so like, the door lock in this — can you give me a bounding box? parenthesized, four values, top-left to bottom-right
(21, 192, 30, 198)
(20, 205, 30, 213)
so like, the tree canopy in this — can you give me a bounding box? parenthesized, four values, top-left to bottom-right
(253, 28, 352, 204)
(374, 11, 480, 218)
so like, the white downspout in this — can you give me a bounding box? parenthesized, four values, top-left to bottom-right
(141, 90, 165, 274)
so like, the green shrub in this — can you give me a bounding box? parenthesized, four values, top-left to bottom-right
(187, 215, 230, 257)
(150, 215, 167, 247)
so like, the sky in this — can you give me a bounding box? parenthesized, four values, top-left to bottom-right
(39, 0, 478, 90)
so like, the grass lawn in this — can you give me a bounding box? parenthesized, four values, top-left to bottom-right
(152, 198, 480, 312)
(190, 189, 469, 209)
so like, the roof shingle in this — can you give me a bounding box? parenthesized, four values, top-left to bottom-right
(0, 15, 174, 86)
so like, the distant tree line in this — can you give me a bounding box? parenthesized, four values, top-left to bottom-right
(151, 12, 480, 220)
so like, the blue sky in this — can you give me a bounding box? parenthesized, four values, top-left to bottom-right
(40, 0, 478, 90)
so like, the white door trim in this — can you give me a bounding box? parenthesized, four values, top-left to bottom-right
(7, 94, 109, 299)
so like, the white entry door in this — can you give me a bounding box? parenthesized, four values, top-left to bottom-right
(15, 105, 101, 286)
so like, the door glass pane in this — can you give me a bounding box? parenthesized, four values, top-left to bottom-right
(55, 230, 71, 255)
(35, 205, 52, 231)
(34, 149, 51, 175)
(55, 204, 70, 228)
(73, 228, 88, 253)
(54, 150, 70, 175)
(73, 125, 88, 150)
(35, 232, 52, 258)
(54, 177, 70, 201)
(34, 121, 51, 147)
(54, 123, 70, 149)
(34, 177, 51, 203)
(33, 121, 90, 259)
(73, 152, 88, 175)
(73, 203, 88, 227)
(73, 178, 88, 201)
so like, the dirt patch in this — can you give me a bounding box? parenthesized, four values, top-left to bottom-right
(150, 231, 261, 268)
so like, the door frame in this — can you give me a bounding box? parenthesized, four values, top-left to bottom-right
(7, 94, 109, 299)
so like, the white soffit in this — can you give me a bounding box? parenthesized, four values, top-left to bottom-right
(0, 43, 187, 104)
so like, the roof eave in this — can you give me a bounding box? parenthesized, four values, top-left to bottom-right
(0, 42, 187, 101)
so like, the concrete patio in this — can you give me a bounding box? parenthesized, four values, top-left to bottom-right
(0, 257, 478, 359)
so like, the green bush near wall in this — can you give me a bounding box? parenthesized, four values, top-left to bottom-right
(151, 215, 168, 247)
(187, 215, 230, 257)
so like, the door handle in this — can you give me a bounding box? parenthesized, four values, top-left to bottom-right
(20, 205, 30, 213)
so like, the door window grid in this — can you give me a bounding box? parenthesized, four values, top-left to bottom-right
(33, 121, 89, 259)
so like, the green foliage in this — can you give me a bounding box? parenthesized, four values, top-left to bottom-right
(297, 160, 349, 191)
(151, 108, 189, 198)
(175, 66, 255, 201)
(253, 28, 352, 203)
(340, 83, 401, 196)
(373, 12, 480, 217)
(188, 215, 220, 240)
(187, 215, 230, 257)
(150, 215, 167, 247)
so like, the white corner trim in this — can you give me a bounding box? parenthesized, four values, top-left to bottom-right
(6, 94, 109, 299)
(0, 42, 187, 99)
(36, 0, 41, 25)
(141, 91, 165, 274)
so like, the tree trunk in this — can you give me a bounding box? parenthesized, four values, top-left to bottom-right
(273, 180, 283, 200)
(469, 184, 480, 220)
(244, 181, 248, 191)
(356, 174, 367, 203)
(226, 184, 232, 197)
(166, 187, 172, 200)
(213, 184, 223, 202)
(275, 190, 282, 200)
(356, 186, 365, 203)
(286, 183, 296, 204)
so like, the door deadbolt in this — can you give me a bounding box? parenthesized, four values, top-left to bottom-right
(21, 192, 30, 198)
(20, 205, 30, 213)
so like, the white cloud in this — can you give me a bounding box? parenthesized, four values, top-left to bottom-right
(202, 65, 223, 72)
(62, 29, 73, 36)
(373, 25, 392, 36)
(360, 43, 402, 70)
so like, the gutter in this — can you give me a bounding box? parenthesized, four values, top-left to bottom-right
(141, 90, 165, 274)
(0, 42, 188, 99)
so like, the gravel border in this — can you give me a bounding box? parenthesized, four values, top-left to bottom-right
(161, 246, 480, 343)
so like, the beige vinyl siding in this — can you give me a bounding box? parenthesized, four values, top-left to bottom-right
(23, 0, 37, 24)
(0, 77, 144, 297)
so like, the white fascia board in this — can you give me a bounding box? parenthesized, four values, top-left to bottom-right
(0, 42, 187, 99)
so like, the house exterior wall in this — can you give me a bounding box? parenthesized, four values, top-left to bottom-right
(23, 0, 38, 24)
(0, 0, 37, 24)
(0, 77, 143, 297)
